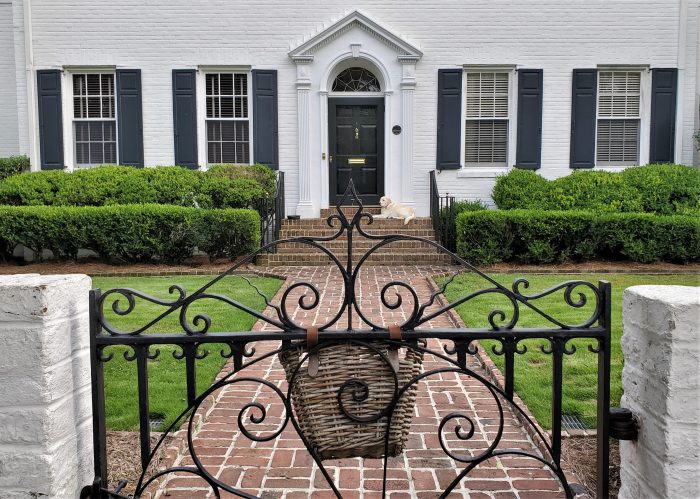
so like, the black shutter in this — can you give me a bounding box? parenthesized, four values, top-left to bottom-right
(570, 69, 597, 169)
(172, 70, 198, 169)
(436, 69, 462, 170)
(37, 70, 64, 169)
(649, 68, 678, 163)
(515, 69, 543, 169)
(116, 69, 144, 167)
(252, 69, 278, 169)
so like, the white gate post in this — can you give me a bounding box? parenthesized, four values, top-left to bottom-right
(620, 285, 700, 499)
(0, 274, 93, 499)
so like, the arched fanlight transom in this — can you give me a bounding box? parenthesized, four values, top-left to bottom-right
(332, 67, 381, 92)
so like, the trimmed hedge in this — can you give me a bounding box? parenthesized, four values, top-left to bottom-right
(0, 164, 276, 209)
(492, 165, 700, 214)
(0, 205, 260, 263)
(0, 155, 29, 181)
(456, 210, 700, 265)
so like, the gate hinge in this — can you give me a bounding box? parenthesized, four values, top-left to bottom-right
(609, 407, 638, 440)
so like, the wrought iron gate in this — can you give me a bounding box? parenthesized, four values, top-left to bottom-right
(82, 181, 615, 498)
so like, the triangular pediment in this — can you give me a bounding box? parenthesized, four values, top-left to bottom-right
(289, 10, 423, 61)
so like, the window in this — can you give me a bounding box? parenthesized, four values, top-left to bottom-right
(464, 72, 509, 166)
(205, 73, 250, 164)
(596, 71, 641, 166)
(72, 73, 117, 166)
(332, 67, 381, 92)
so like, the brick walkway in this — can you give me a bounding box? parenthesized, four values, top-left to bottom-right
(157, 266, 566, 499)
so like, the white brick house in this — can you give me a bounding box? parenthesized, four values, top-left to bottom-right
(0, 1, 698, 217)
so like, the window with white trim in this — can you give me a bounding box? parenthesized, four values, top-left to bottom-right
(596, 71, 641, 166)
(464, 72, 509, 167)
(72, 73, 117, 166)
(205, 73, 250, 164)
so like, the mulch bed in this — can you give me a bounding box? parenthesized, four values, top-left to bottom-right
(107, 431, 171, 497)
(562, 437, 621, 498)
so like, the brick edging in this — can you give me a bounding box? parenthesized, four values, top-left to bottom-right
(425, 275, 593, 498)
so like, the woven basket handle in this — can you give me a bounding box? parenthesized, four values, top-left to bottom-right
(306, 326, 320, 377)
(388, 325, 402, 372)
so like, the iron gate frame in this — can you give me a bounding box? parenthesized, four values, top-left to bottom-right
(83, 181, 613, 499)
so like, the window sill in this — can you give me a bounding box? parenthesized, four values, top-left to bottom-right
(457, 167, 511, 178)
(595, 165, 638, 173)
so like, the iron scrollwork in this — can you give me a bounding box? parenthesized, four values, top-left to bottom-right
(87, 180, 612, 499)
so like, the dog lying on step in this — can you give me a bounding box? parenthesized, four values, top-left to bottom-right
(375, 196, 416, 225)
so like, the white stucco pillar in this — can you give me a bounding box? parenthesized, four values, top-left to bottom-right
(293, 56, 315, 218)
(0, 274, 94, 499)
(619, 285, 700, 499)
(400, 57, 419, 206)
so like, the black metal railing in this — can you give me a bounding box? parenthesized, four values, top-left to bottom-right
(429, 170, 456, 253)
(255, 171, 285, 250)
(83, 180, 618, 499)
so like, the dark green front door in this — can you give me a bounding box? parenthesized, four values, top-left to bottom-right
(329, 98, 384, 205)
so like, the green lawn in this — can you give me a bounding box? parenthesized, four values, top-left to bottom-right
(439, 273, 699, 429)
(92, 275, 283, 431)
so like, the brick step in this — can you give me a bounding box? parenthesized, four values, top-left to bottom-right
(273, 240, 440, 252)
(282, 217, 433, 229)
(256, 252, 455, 266)
(280, 228, 436, 238)
(320, 205, 382, 217)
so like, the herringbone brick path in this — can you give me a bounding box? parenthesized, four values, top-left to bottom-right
(156, 266, 566, 498)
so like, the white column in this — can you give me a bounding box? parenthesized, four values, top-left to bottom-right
(0, 274, 93, 498)
(293, 57, 315, 218)
(400, 57, 419, 206)
(619, 285, 700, 499)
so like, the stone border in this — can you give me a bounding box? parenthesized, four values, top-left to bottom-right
(426, 275, 592, 498)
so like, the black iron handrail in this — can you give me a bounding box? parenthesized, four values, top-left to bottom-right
(84, 180, 613, 499)
(429, 170, 456, 253)
(255, 171, 285, 250)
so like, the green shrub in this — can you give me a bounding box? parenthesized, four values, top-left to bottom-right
(0, 156, 30, 181)
(492, 165, 700, 214)
(456, 209, 699, 264)
(0, 164, 276, 209)
(0, 205, 260, 263)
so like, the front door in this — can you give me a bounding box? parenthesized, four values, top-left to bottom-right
(329, 98, 384, 205)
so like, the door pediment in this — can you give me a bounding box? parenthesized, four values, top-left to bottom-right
(289, 10, 423, 63)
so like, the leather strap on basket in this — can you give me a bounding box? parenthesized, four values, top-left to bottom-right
(388, 324, 402, 373)
(306, 326, 320, 378)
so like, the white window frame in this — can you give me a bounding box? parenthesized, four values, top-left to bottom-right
(196, 66, 253, 169)
(61, 67, 118, 171)
(459, 65, 517, 177)
(594, 65, 651, 170)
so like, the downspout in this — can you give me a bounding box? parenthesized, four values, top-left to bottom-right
(22, 0, 38, 170)
(675, 0, 688, 165)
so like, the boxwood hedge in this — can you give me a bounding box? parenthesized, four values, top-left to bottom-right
(492, 165, 700, 215)
(0, 205, 260, 263)
(0, 164, 277, 209)
(0, 155, 29, 181)
(456, 209, 700, 265)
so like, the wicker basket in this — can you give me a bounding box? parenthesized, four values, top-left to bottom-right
(279, 334, 423, 460)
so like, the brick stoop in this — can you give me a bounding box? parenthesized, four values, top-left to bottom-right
(257, 206, 453, 266)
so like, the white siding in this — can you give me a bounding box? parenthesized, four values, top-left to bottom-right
(4, 0, 699, 213)
(0, 2, 19, 156)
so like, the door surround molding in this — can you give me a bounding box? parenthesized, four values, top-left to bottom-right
(289, 10, 422, 218)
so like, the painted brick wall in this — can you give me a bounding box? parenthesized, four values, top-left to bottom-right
(0, 2, 19, 157)
(6, 0, 699, 213)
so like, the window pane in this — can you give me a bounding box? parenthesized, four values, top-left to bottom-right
(235, 74, 247, 96)
(220, 96, 234, 118)
(206, 120, 250, 164)
(596, 119, 639, 164)
(220, 74, 234, 96)
(466, 72, 509, 119)
(598, 71, 641, 118)
(465, 120, 508, 165)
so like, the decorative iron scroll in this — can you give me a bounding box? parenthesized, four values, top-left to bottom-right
(86, 180, 612, 499)
(95, 181, 604, 336)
